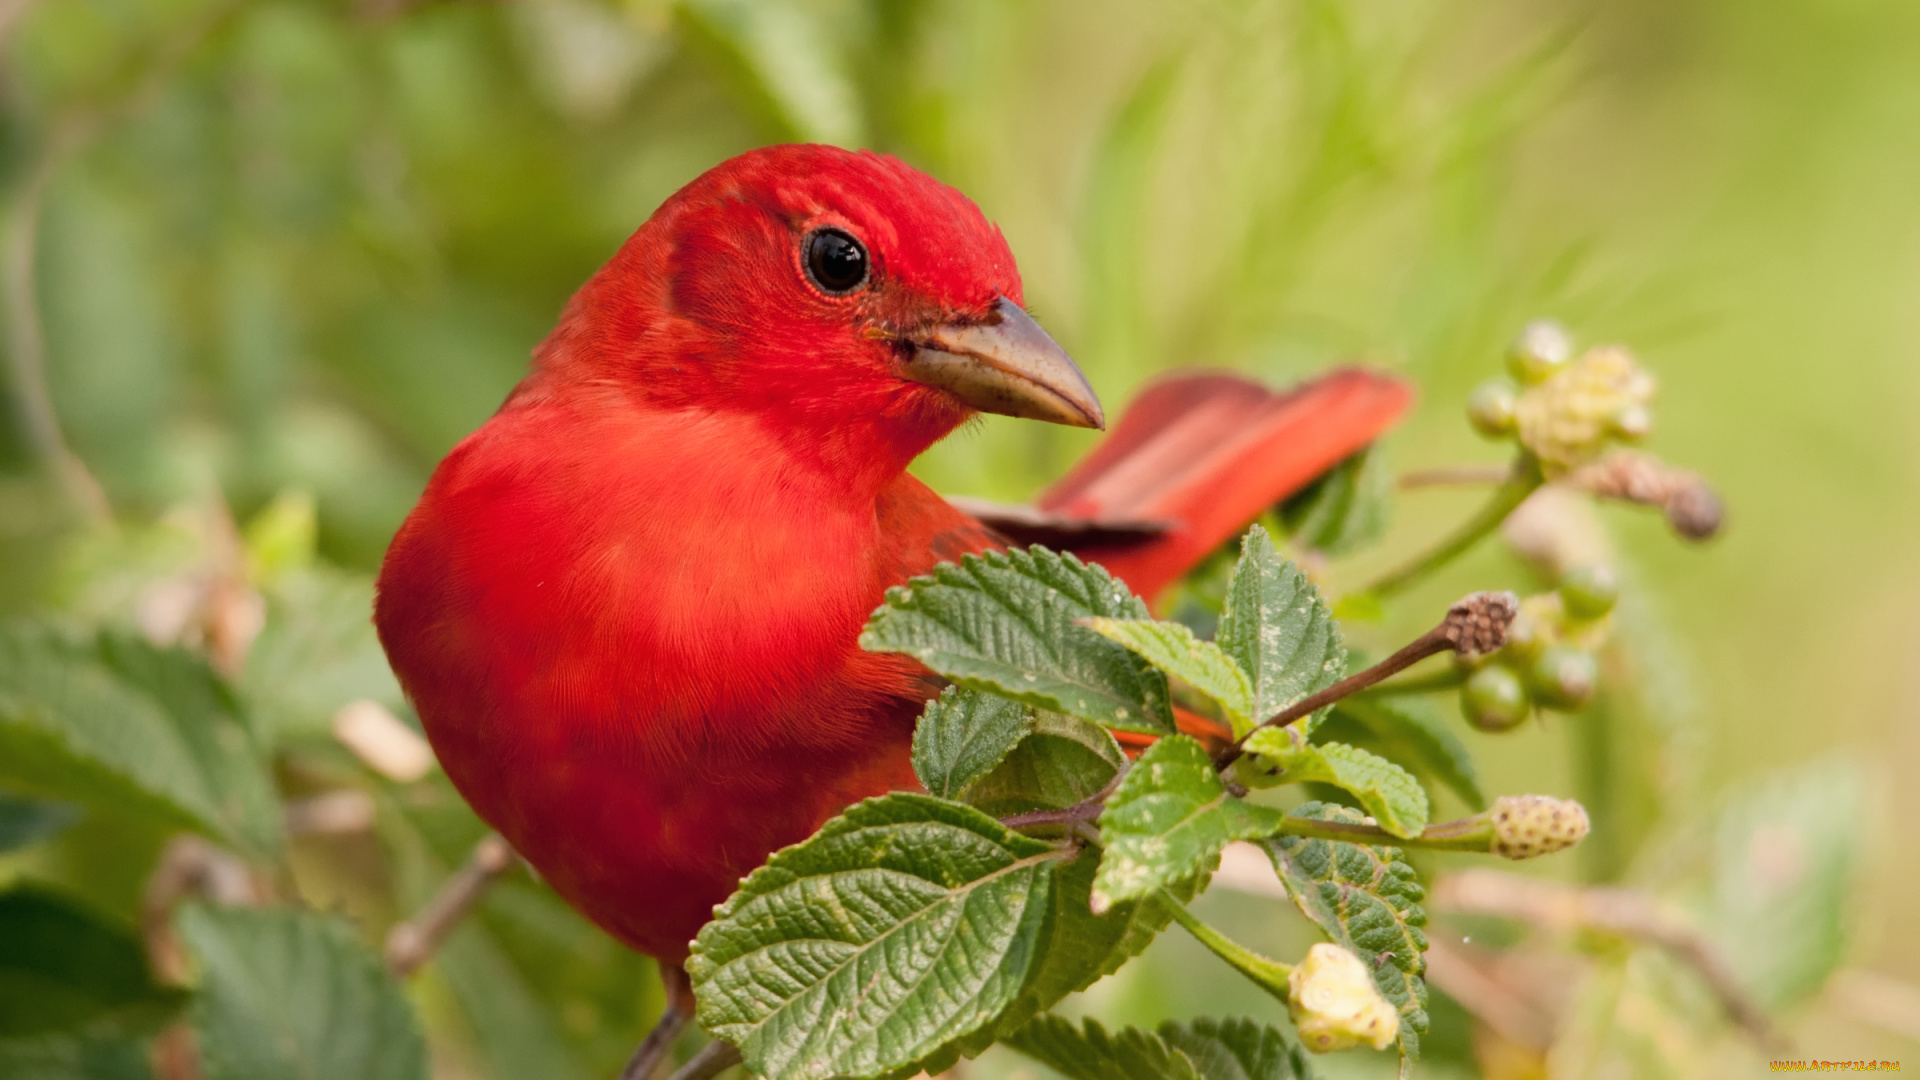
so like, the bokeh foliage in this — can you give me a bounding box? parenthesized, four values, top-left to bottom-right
(1, 1, 1916, 1078)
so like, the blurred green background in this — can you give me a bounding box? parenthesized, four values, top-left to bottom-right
(1, 0, 1916, 1077)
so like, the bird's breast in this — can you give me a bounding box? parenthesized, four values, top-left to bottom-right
(377, 402, 921, 776)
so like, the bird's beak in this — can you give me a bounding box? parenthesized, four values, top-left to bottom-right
(900, 296, 1105, 429)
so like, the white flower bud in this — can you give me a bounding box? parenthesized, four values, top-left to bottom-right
(1287, 943, 1399, 1052)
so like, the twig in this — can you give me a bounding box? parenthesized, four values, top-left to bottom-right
(1360, 665, 1466, 697)
(1215, 592, 1518, 770)
(385, 834, 515, 976)
(1430, 868, 1783, 1051)
(619, 964, 698, 1080)
(666, 1040, 743, 1080)
(1361, 455, 1544, 600)
(1398, 465, 1513, 489)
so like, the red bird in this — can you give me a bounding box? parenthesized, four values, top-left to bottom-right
(374, 144, 1408, 1000)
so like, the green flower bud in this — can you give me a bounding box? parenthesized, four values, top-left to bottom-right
(1500, 607, 1547, 662)
(1557, 565, 1618, 620)
(1461, 664, 1530, 732)
(1466, 380, 1519, 437)
(1507, 320, 1573, 385)
(1529, 645, 1597, 710)
(1489, 794, 1590, 859)
(1288, 943, 1400, 1052)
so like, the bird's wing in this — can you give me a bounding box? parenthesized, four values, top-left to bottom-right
(1021, 367, 1414, 600)
(876, 472, 1009, 582)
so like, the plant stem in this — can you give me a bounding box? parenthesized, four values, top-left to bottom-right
(1162, 893, 1293, 1000)
(1398, 464, 1513, 489)
(666, 1041, 742, 1080)
(385, 834, 515, 976)
(1362, 454, 1544, 600)
(1276, 812, 1494, 853)
(1215, 591, 1517, 771)
(1360, 664, 1466, 697)
(1213, 631, 1450, 770)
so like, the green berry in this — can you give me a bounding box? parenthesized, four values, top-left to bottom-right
(1558, 565, 1618, 620)
(1466, 380, 1519, 437)
(1529, 646, 1598, 710)
(1500, 609, 1547, 662)
(1462, 665, 1530, 732)
(1507, 320, 1573, 384)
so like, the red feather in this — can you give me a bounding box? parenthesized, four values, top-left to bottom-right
(374, 145, 1409, 962)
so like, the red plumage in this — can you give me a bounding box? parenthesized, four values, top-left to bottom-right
(374, 145, 1409, 962)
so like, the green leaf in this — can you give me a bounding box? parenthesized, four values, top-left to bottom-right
(0, 885, 181, 1039)
(1082, 617, 1254, 727)
(1214, 528, 1345, 734)
(911, 687, 1034, 800)
(1280, 445, 1392, 557)
(0, 1022, 155, 1080)
(1093, 736, 1284, 913)
(861, 548, 1175, 733)
(687, 793, 1065, 1080)
(1006, 1015, 1314, 1080)
(675, 0, 863, 145)
(1242, 729, 1430, 838)
(0, 623, 280, 856)
(960, 710, 1126, 817)
(1158, 1017, 1316, 1080)
(244, 568, 406, 742)
(0, 791, 81, 853)
(999, 844, 1190, 1031)
(1705, 759, 1862, 1010)
(1005, 1015, 1199, 1080)
(177, 904, 429, 1080)
(1327, 696, 1485, 810)
(1264, 804, 1430, 1058)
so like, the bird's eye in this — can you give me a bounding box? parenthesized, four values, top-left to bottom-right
(804, 228, 869, 295)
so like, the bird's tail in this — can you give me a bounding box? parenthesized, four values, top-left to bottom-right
(966, 367, 1414, 602)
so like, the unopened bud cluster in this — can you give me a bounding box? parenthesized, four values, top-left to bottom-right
(1288, 943, 1400, 1052)
(1487, 794, 1590, 860)
(1457, 567, 1615, 731)
(1467, 321, 1657, 477)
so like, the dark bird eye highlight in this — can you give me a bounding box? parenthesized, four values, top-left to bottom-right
(804, 228, 869, 295)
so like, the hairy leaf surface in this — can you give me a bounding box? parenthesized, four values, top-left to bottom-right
(1082, 617, 1253, 727)
(1007, 1015, 1314, 1080)
(688, 794, 1065, 1080)
(860, 548, 1174, 732)
(178, 904, 428, 1080)
(1265, 804, 1430, 1058)
(962, 710, 1125, 817)
(1214, 528, 1344, 733)
(911, 687, 1035, 800)
(0, 624, 279, 855)
(1094, 736, 1283, 912)
(1242, 729, 1430, 838)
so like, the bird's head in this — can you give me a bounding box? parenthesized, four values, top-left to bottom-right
(538, 144, 1102, 475)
